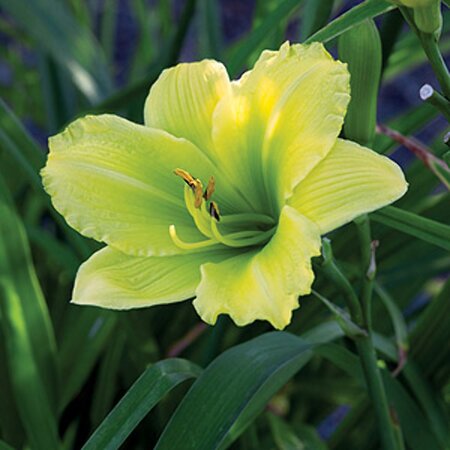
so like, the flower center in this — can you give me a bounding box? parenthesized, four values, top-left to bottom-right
(170, 168, 276, 251)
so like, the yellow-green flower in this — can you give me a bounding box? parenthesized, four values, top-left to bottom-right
(42, 42, 407, 329)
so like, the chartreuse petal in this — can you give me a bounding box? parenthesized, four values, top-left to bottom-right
(42, 114, 219, 257)
(193, 206, 321, 329)
(144, 60, 230, 155)
(211, 41, 350, 213)
(72, 246, 236, 309)
(289, 138, 408, 234)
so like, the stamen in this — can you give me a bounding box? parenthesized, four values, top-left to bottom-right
(209, 201, 220, 221)
(203, 176, 215, 200)
(194, 179, 203, 208)
(169, 225, 219, 251)
(210, 220, 275, 248)
(174, 168, 196, 189)
(184, 187, 213, 237)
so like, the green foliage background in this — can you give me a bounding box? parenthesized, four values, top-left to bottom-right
(0, 0, 449, 449)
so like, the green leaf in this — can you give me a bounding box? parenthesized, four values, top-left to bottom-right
(0, 281, 61, 450)
(312, 290, 367, 338)
(374, 284, 409, 354)
(301, 0, 335, 40)
(305, 0, 395, 44)
(371, 206, 450, 251)
(402, 363, 450, 448)
(0, 440, 15, 450)
(155, 331, 340, 450)
(382, 371, 442, 450)
(0, 98, 45, 191)
(90, 331, 127, 428)
(82, 359, 202, 450)
(0, 0, 112, 102)
(267, 413, 304, 450)
(0, 98, 93, 260)
(58, 309, 117, 412)
(93, 0, 197, 113)
(319, 343, 442, 450)
(0, 176, 58, 412)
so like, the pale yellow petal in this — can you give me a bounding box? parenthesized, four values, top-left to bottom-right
(193, 206, 321, 329)
(144, 59, 230, 154)
(211, 41, 350, 213)
(289, 138, 408, 234)
(42, 114, 218, 256)
(73, 246, 235, 309)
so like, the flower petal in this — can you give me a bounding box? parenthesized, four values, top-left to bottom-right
(42, 114, 219, 256)
(193, 206, 321, 329)
(144, 60, 230, 154)
(211, 41, 350, 213)
(72, 245, 235, 309)
(289, 138, 408, 234)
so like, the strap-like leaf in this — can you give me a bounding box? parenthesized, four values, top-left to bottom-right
(371, 206, 450, 251)
(82, 359, 202, 450)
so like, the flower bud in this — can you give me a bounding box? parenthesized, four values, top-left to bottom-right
(338, 19, 382, 146)
(392, 0, 442, 36)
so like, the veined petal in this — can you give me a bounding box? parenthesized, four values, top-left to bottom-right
(73, 246, 235, 309)
(211, 41, 350, 213)
(144, 60, 230, 155)
(193, 206, 321, 329)
(289, 138, 408, 234)
(42, 114, 219, 256)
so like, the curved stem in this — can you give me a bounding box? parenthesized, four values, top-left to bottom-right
(354, 216, 403, 450)
(399, 6, 450, 99)
(420, 32, 450, 100)
(354, 337, 402, 450)
(320, 236, 403, 450)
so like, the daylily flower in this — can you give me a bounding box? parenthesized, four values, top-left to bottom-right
(42, 42, 407, 329)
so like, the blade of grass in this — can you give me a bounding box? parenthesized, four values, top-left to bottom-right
(58, 309, 118, 412)
(371, 206, 450, 251)
(0, 175, 58, 411)
(301, 0, 335, 40)
(0, 333, 24, 448)
(0, 440, 15, 450)
(155, 327, 344, 450)
(82, 358, 202, 450)
(0, 281, 61, 450)
(93, 0, 197, 113)
(0, 0, 112, 103)
(198, 0, 223, 59)
(90, 331, 127, 428)
(305, 0, 395, 44)
(0, 98, 93, 259)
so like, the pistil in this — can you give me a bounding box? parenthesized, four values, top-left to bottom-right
(171, 168, 276, 251)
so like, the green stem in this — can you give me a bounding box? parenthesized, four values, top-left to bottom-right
(354, 215, 375, 330)
(420, 83, 450, 122)
(354, 216, 403, 450)
(399, 6, 450, 99)
(320, 238, 403, 449)
(320, 239, 364, 326)
(355, 337, 401, 450)
(420, 32, 450, 100)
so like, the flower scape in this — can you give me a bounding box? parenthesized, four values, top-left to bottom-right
(42, 41, 407, 329)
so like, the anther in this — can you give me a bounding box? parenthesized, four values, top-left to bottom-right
(203, 176, 215, 200)
(209, 201, 220, 221)
(194, 179, 203, 208)
(174, 168, 196, 189)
